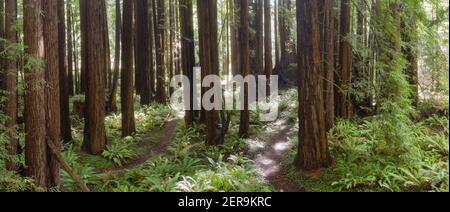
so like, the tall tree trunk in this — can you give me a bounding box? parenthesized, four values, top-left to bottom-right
(168, 0, 174, 95)
(43, 0, 62, 188)
(108, 0, 121, 113)
(264, 0, 272, 94)
(180, 0, 196, 127)
(274, 0, 280, 66)
(135, 0, 152, 105)
(322, 0, 336, 131)
(295, 0, 331, 170)
(23, 0, 48, 188)
(82, 0, 108, 155)
(336, 0, 352, 119)
(121, 0, 136, 137)
(4, 0, 18, 171)
(155, 0, 166, 103)
(59, 0, 72, 144)
(67, 0, 74, 96)
(198, 0, 222, 145)
(79, 0, 87, 94)
(238, 0, 250, 138)
(0, 0, 5, 92)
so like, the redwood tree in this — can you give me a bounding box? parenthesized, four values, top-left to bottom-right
(43, 0, 62, 187)
(4, 0, 18, 171)
(121, 0, 136, 137)
(180, 0, 196, 127)
(198, 0, 222, 145)
(23, 0, 48, 188)
(81, 0, 108, 155)
(155, 0, 166, 103)
(336, 0, 352, 119)
(59, 0, 72, 144)
(295, 0, 331, 170)
(135, 0, 152, 105)
(238, 0, 250, 138)
(264, 0, 272, 94)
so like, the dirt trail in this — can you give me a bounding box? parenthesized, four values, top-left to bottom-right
(102, 119, 180, 174)
(253, 121, 304, 192)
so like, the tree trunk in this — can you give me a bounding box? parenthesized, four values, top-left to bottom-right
(295, 0, 331, 170)
(82, 0, 108, 155)
(0, 0, 5, 92)
(198, 0, 222, 145)
(155, 0, 166, 103)
(43, 0, 62, 188)
(180, 0, 196, 127)
(121, 0, 136, 137)
(67, 0, 74, 96)
(108, 0, 121, 113)
(58, 0, 73, 145)
(264, 0, 272, 94)
(336, 0, 352, 119)
(135, 0, 152, 105)
(4, 0, 18, 171)
(238, 0, 250, 139)
(322, 0, 336, 131)
(23, 0, 48, 189)
(79, 0, 87, 94)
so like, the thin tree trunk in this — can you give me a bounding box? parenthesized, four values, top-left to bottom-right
(336, 0, 352, 119)
(67, 0, 74, 96)
(180, 0, 195, 127)
(108, 0, 121, 113)
(238, 0, 250, 138)
(264, 0, 272, 94)
(121, 0, 136, 137)
(155, 0, 166, 103)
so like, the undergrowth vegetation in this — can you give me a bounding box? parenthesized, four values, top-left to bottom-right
(284, 114, 449, 192)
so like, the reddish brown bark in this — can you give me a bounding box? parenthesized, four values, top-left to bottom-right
(238, 0, 250, 138)
(295, 0, 331, 170)
(82, 0, 107, 155)
(121, 0, 136, 137)
(4, 0, 18, 171)
(24, 0, 48, 188)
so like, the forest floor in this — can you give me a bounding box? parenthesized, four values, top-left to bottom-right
(251, 119, 304, 192)
(100, 119, 181, 174)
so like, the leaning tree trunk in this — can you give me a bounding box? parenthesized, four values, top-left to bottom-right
(82, 0, 108, 155)
(121, 0, 136, 137)
(295, 0, 331, 170)
(4, 0, 18, 171)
